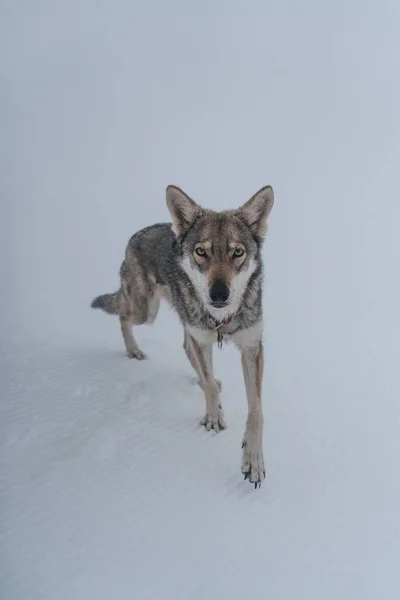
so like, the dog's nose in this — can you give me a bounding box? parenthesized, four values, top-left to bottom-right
(209, 279, 230, 304)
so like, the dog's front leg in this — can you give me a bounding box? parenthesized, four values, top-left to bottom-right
(240, 341, 265, 488)
(189, 335, 226, 433)
(184, 331, 222, 392)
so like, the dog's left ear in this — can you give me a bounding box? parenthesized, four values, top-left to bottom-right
(236, 186, 274, 238)
(166, 186, 202, 235)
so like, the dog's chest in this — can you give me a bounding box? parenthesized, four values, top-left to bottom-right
(186, 320, 263, 350)
(186, 325, 219, 345)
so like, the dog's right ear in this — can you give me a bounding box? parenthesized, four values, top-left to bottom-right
(166, 186, 201, 235)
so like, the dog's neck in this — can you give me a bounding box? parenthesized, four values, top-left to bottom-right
(207, 307, 242, 328)
(204, 298, 243, 324)
(206, 307, 243, 348)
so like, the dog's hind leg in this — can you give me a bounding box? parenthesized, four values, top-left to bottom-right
(120, 316, 147, 360)
(119, 261, 162, 360)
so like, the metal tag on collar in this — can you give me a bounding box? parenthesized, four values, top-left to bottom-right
(214, 316, 231, 348)
(213, 313, 235, 349)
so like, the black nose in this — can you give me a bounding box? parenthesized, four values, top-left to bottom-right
(209, 279, 230, 304)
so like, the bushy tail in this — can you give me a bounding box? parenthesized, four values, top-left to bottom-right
(91, 290, 123, 315)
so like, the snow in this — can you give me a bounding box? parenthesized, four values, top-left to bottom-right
(1, 2, 400, 599)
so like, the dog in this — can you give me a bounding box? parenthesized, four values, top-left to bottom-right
(91, 185, 274, 487)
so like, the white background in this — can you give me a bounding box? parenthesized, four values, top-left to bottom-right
(1, 2, 400, 599)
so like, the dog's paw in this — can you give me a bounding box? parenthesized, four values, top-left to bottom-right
(127, 349, 148, 360)
(201, 407, 226, 433)
(241, 441, 265, 489)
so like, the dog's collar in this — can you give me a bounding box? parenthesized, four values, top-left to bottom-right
(208, 307, 243, 349)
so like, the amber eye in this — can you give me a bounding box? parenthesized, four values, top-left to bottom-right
(233, 247, 245, 257)
(195, 247, 206, 257)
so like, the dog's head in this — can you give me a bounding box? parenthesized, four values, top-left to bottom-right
(166, 185, 274, 320)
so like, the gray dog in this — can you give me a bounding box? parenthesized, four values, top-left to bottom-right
(92, 185, 274, 487)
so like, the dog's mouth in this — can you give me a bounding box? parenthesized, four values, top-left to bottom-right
(209, 300, 230, 309)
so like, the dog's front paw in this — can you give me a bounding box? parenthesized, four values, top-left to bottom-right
(127, 349, 148, 360)
(201, 406, 226, 433)
(241, 440, 265, 489)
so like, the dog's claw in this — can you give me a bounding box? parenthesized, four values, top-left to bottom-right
(200, 409, 226, 433)
(241, 439, 265, 489)
(243, 471, 263, 489)
(127, 350, 148, 360)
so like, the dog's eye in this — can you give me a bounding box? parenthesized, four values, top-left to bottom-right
(233, 247, 245, 257)
(195, 247, 206, 257)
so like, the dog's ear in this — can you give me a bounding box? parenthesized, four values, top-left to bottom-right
(166, 186, 202, 235)
(236, 186, 274, 238)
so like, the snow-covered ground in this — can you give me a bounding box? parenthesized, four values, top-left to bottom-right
(1, 2, 400, 599)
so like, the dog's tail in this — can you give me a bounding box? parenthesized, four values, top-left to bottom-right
(91, 290, 123, 315)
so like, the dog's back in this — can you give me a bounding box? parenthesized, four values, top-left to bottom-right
(91, 222, 174, 315)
